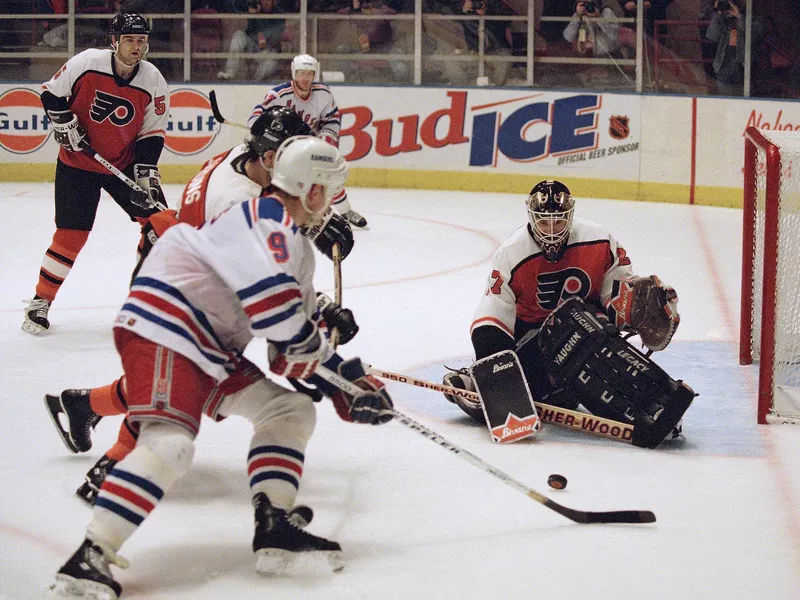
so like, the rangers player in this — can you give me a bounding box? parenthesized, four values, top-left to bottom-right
(248, 54, 369, 229)
(443, 180, 692, 448)
(44, 106, 357, 506)
(23, 13, 169, 335)
(49, 137, 394, 599)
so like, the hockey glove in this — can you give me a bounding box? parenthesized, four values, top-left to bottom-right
(330, 358, 394, 425)
(630, 275, 680, 352)
(48, 109, 88, 152)
(269, 323, 327, 380)
(316, 292, 359, 345)
(132, 164, 165, 210)
(303, 206, 354, 261)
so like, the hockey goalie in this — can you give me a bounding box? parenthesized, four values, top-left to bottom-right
(442, 180, 694, 449)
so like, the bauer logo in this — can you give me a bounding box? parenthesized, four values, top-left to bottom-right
(164, 89, 220, 156)
(0, 88, 52, 154)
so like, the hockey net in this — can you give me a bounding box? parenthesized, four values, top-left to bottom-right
(741, 127, 800, 424)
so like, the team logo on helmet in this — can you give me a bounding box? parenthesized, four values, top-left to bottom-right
(90, 91, 135, 126)
(536, 268, 590, 311)
(0, 88, 52, 154)
(164, 89, 220, 156)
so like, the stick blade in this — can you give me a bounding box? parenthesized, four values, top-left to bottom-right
(541, 497, 656, 524)
(209, 89, 225, 123)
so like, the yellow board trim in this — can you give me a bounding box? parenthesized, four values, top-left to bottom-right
(0, 164, 742, 208)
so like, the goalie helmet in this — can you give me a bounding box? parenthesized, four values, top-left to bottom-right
(109, 13, 150, 38)
(271, 136, 348, 213)
(526, 180, 575, 262)
(247, 106, 313, 156)
(291, 54, 319, 80)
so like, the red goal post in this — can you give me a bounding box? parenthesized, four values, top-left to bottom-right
(740, 127, 800, 425)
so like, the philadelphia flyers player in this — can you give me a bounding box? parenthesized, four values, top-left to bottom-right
(247, 54, 368, 229)
(442, 180, 688, 446)
(48, 137, 393, 599)
(23, 13, 169, 335)
(44, 106, 358, 506)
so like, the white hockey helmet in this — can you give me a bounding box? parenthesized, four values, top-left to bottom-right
(271, 136, 348, 214)
(291, 54, 319, 80)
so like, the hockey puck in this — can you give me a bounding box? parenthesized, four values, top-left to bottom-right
(547, 474, 567, 490)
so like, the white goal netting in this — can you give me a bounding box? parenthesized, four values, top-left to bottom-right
(749, 130, 800, 423)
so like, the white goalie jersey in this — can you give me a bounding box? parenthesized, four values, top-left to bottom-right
(472, 216, 636, 343)
(115, 195, 333, 382)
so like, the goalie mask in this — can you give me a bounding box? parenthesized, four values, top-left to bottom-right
(247, 106, 313, 157)
(526, 180, 575, 263)
(271, 136, 348, 215)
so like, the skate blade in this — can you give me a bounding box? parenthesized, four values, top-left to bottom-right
(49, 575, 118, 599)
(255, 549, 344, 575)
(44, 394, 80, 453)
(22, 319, 47, 335)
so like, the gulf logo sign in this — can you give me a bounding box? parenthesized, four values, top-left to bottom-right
(0, 88, 52, 154)
(164, 89, 220, 155)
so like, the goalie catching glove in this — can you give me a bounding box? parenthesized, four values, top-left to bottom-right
(316, 292, 359, 344)
(607, 275, 680, 352)
(48, 109, 88, 152)
(330, 358, 394, 425)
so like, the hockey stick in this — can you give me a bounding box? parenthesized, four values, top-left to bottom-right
(82, 146, 168, 211)
(315, 364, 655, 525)
(209, 90, 249, 131)
(367, 366, 635, 445)
(330, 243, 343, 348)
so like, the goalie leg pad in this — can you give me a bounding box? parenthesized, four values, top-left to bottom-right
(538, 297, 696, 448)
(469, 350, 540, 443)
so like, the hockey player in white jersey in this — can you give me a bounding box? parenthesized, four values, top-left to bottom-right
(44, 106, 358, 509)
(49, 137, 394, 599)
(248, 53, 369, 228)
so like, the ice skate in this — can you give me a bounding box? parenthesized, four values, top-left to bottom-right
(252, 492, 343, 575)
(22, 297, 51, 335)
(76, 455, 118, 506)
(343, 210, 368, 229)
(49, 538, 127, 600)
(45, 389, 101, 454)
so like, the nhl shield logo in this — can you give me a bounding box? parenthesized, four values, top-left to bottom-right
(609, 115, 630, 140)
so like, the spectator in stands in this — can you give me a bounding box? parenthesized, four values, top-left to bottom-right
(334, 0, 410, 82)
(563, 0, 621, 56)
(705, 0, 768, 93)
(454, 0, 514, 84)
(620, 0, 673, 38)
(217, 0, 292, 81)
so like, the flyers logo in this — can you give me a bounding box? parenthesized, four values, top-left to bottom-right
(90, 91, 135, 126)
(0, 87, 52, 154)
(164, 89, 220, 155)
(536, 268, 590, 311)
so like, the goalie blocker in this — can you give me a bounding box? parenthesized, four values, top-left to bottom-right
(537, 297, 696, 449)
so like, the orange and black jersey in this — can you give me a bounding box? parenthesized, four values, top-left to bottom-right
(470, 216, 635, 358)
(42, 48, 169, 173)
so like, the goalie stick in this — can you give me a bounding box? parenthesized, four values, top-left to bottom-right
(315, 364, 655, 525)
(82, 146, 168, 211)
(209, 90, 249, 131)
(367, 366, 635, 445)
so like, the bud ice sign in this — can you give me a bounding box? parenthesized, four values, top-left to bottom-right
(335, 88, 640, 178)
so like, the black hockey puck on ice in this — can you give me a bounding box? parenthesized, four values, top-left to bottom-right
(547, 474, 567, 490)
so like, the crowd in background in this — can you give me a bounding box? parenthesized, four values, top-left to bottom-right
(0, 0, 796, 98)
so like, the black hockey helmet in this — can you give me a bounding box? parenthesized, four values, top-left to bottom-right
(109, 13, 150, 38)
(246, 106, 313, 156)
(526, 180, 575, 262)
